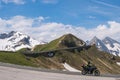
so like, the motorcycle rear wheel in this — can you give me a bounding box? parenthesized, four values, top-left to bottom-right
(93, 70, 100, 76)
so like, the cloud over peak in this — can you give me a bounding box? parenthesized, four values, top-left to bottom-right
(41, 0, 58, 4)
(1, 0, 25, 4)
(0, 15, 120, 42)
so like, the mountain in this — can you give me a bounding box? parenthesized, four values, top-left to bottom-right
(57, 34, 86, 48)
(32, 34, 120, 74)
(0, 31, 43, 51)
(103, 37, 120, 56)
(89, 36, 109, 52)
(0, 33, 120, 74)
(89, 36, 120, 56)
(33, 33, 86, 51)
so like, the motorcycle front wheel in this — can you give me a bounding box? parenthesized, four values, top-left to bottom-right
(81, 70, 87, 75)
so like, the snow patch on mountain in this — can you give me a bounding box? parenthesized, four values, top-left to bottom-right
(0, 31, 43, 51)
(89, 36, 109, 52)
(116, 62, 120, 66)
(63, 63, 81, 72)
(105, 43, 120, 56)
(103, 37, 120, 56)
(89, 36, 120, 57)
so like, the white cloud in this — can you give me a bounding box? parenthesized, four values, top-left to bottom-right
(1, 0, 25, 4)
(92, 0, 120, 9)
(32, 0, 36, 3)
(41, 0, 58, 4)
(88, 16, 96, 19)
(0, 15, 120, 42)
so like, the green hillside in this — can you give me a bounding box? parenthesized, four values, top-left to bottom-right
(32, 45, 120, 74)
(0, 51, 36, 67)
(0, 34, 120, 74)
(32, 34, 120, 74)
(34, 34, 85, 52)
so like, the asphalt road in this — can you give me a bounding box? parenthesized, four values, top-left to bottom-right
(0, 62, 120, 80)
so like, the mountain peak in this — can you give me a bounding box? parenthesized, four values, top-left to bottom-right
(0, 31, 41, 51)
(102, 37, 120, 56)
(93, 36, 99, 40)
(9, 31, 16, 34)
(33, 33, 86, 51)
(9, 31, 25, 37)
(89, 36, 120, 56)
(89, 36, 109, 52)
(58, 33, 86, 48)
(8, 31, 18, 37)
(0, 31, 25, 39)
(103, 36, 119, 44)
(89, 36, 100, 45)
(104, 36, 114, 41)
(104, 36, 111, 39)
(63, 33, 75, 37)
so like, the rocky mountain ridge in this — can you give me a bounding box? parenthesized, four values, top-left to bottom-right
(89, 36, 120, 56)
(0, 31, 44, 51)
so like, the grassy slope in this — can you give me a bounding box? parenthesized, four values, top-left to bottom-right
(33, 43, 120, 74)
(32, 34, 120, 74)
(0, 34, 120, 74)
(32, 56, 64, 69)
(34, 35, 65, 52)
(0, 46, 120, 74)
(62, 46, 120, 74)
(0, 50, 64, 70)
(33, 34, 85, 52)
(0, 51, 36, 67)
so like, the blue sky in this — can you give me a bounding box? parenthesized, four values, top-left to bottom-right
(0, 0, 120, 28)
(0, 0, 120, 42)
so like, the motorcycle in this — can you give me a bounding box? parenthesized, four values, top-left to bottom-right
(81, 65, 100, 76)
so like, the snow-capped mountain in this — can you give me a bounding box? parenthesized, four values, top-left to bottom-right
(89, 36, 109, 53)
(89, 36, 120, 56)
(0, 31, 43, 51)
(103, 37, 120, 56)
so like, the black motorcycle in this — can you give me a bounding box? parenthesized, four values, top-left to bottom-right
(81, 65, 100, 76)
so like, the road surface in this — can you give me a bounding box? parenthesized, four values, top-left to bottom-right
(0, 63, 120, 80)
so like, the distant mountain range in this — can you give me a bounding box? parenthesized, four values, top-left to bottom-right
(88, 36, 120, 56)
(0, 32, 120, 74)
(0, 31, 120, 57)
(0, 31, 44, 51)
